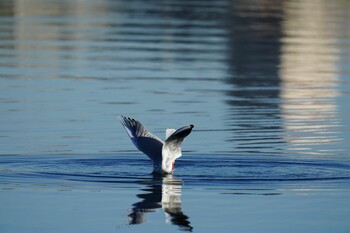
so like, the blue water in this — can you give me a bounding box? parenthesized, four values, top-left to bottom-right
(1, 0, 350, 232)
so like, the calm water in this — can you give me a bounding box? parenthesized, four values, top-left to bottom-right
(1, 0, 350, 232)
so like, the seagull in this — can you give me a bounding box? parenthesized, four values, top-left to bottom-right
(120, 116, 194, 173)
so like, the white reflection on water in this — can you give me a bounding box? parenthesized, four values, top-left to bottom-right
(127, 174, 192, 232)
(279, 0, 344, 156)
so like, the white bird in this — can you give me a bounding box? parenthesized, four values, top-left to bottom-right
(120, 116, 194, 173)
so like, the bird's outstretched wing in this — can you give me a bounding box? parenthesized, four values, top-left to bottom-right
(120, 116, 163, 164)
(162, 125, 194, 173)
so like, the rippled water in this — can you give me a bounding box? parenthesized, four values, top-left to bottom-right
(1, 0, 350, 232)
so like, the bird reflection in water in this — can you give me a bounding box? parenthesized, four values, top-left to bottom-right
(127, 173, 193, 232)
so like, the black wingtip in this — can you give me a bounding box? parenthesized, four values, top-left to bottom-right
(190, 124, 194, 129)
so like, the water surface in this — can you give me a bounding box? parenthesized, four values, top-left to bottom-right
(1, 0, 350, 232)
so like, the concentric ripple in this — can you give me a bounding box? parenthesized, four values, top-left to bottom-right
(1, 154, 350, 190)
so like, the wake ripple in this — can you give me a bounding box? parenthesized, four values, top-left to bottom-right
(1, 154, 350, 189)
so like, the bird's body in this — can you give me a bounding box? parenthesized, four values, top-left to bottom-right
(120, 116, 194, 173)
